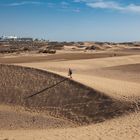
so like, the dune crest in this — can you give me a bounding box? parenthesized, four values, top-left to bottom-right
(0, 64, 138, 129)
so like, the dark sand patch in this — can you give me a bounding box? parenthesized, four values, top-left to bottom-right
(0, 64, 138, 129)
(0, 52, 131, 64)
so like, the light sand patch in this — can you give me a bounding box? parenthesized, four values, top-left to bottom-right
(0, 112, 140, 140)
(16, 55, 140, 101)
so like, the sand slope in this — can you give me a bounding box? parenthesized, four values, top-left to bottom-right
(17, 54, 140, 100)
(0, 112, 140, 140)
(0, 52, 140, 140)
(0, 105, 75, 130)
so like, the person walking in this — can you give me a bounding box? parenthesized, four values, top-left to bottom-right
(68, 68, 72, 78)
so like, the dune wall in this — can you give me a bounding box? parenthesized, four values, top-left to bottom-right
(0, 64, 133, 124)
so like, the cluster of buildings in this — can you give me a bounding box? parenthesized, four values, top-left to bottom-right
(0, 36, 33, 42)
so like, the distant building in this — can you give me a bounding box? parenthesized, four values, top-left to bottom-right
(4, 36, 17, 40)
(0, 36, 17, 41)
(17, 38, 33, 42)
(0, 36, 33, 42)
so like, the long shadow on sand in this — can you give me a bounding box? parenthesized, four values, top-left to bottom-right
(0, 64, 139, 127)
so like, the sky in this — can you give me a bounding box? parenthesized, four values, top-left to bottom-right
(0, 0, 140, 42)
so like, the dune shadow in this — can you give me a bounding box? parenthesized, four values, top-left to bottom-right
(0, 64, 139, 127)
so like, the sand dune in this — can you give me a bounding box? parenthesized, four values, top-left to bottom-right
(16, 54, 140, 100)
(0, 105, 75, 130)
(0, 112, 140, 140)
(0, 64, 134, 125)
(0, 52, 140, 140)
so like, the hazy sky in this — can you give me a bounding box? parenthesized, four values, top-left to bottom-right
(0, 0, 140, 42)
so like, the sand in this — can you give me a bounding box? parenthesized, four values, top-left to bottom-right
(0, 50, 140, 140)
(15, 54, 140, 100)
(0, 105, 75, 130)
(0, 112, 140, 140)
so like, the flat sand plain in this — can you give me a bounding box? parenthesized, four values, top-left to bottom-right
(0, 50, 140, 140)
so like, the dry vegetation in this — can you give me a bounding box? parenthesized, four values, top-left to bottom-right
(0, 40, 140, 54)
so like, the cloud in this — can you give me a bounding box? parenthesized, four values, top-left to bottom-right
(47, 3, 55, 8)
(86, 1, 123, 10)
(61, 1, 69, 6)
(4, 1, 42, 7)
(60, 1, 69, 9)
(74, 0, 140, 13)
(126, 4, 140, 13)
(73, 0, 102, 3)
(73, 8, 81, 13)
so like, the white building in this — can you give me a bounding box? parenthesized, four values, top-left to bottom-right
(0, 35, 17, 41)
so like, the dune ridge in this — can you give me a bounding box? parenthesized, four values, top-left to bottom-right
(0, 64, 139, 130)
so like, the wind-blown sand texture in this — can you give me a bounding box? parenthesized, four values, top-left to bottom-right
(0, 50, 140, 140)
